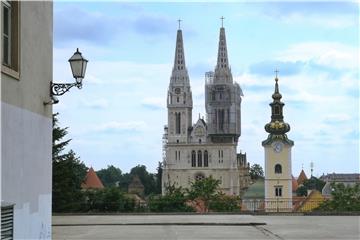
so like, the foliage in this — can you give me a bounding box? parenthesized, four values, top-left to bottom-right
(97, 165, 123, 187)
(155, 162, 163, 194)
(148, 184, 193, 212)
(187, 176, 221, 211)
(303, 177, 326, 192)
(209, 193, 241, 212)
(83, 187, 135, 212)
(296, 185, 308, 197)
(316, 183, 360, 212)
(52, 113, 88, 212)
(130, 165, 158, 195)
(249, 164, 264, 180)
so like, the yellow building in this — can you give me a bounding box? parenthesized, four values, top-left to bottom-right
(262, 76, 294, 212)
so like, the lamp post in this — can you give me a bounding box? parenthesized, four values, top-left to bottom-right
(46, 48, 88, 104)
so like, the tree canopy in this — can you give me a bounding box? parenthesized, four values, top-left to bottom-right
(249, 164, 264, 180)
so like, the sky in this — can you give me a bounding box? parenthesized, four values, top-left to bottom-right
(53, 1, 359, 177)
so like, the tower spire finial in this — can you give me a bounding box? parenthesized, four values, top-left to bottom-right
(178, 19, 182, 30)
(275, 68, 279, 80)
(220, 16, 225, 28)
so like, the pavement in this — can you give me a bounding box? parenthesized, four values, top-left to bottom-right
(52, 214, 360, 240)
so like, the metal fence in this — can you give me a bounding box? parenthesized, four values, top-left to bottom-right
(241, 198, 325, 213)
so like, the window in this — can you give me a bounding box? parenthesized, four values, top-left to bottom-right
(175, 113, 181, 134)
(177, 97, 179, 103)
(195, 174, 205, 181)
(275, 187, 282, 197)
(204, 150, 208, 167)
(275, 164, 282, 174)
(274, 106, 280, 115)
(1, 1, 19, 72)
(191, 150, 196, 167)
(197, 150, 202, 167)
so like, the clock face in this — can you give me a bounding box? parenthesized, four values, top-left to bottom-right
(273, 142, 283, 153)
(175, 88, 181, 94)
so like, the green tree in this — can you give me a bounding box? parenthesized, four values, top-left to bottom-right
(97, 165, 123, 187)
(296, 185, 308, 196)
(83, 187, 135, 212)
(52, 113, 88, 212)
(249, 164, 264, 180)
(148, 184, 193, 212)
(130, 165, 157, 195)
(187, 176, 221, 212)
(209, 193, 241, 212)
(155, 162, 163, 194)
(317, 183, 360, 212)
(303, 177, 326, 192)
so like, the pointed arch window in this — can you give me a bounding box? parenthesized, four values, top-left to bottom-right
(175, 112, 181, 134)
(204, 150, 208, 167)
(191, 150, 196, 167)
(197, 150, 202, 167)
(275, 164, 282, 174)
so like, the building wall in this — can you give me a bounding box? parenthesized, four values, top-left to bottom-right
(163, 143, 240, 195)
(1, 1, 53, 239)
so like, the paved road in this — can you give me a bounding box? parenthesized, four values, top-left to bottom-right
(52, 214, 360, 240)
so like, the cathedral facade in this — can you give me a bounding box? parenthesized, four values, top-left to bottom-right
(161, 24, 250, 195)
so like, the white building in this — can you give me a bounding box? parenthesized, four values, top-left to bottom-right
(162, 24, 249, 195)
(1, 1, 53, 238)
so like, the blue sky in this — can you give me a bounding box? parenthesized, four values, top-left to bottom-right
(53, 1, 359, 177)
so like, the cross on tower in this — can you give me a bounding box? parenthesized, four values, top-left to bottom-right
(178, 19, 182, 30)
(220, 16, 225, 27)
(274, 68, 279, 79)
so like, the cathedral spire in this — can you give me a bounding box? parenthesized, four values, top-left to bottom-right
(170, 25, 189, 85)
(213, 18, 233, 84)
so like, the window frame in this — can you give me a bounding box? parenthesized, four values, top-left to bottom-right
(2, 1, 11, 66)
(275, 164, 282, 174)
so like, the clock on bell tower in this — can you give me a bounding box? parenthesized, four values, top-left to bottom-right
(262, 73, 294, 212)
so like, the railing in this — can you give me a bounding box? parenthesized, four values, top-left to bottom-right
(241, 198, 325, 213)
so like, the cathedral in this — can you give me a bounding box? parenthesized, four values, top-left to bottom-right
(161, 22, 250, 195)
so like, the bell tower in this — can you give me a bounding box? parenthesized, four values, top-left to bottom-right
(167, 22, 193, 144)
(262, 73, 294, 212)
(205, 19, 242, 144)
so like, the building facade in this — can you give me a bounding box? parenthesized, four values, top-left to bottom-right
(1, 1, 53, 238)
(262, 76, 294, 212)
(162, 25, 250, 195)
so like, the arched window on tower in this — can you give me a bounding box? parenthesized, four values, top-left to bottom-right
(197, 150, 202, 167)
(176, 113, 181, 134)
(275, 164, 282, 174)
(191, 150, 196, 167)
(204, 150, 208, 167)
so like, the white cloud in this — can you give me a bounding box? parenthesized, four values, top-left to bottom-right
(80, 98, 109, 109)
(276, 42, 358, 70)
(141, 97, 165, 110)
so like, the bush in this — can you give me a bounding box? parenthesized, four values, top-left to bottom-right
(83, 187, 135, 212)
(209, 194, 241, 212)
(148, 185, 194, 212)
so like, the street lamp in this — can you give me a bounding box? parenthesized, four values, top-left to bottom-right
(46, 48, 88, 104)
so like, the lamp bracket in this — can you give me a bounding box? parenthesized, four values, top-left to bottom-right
(51, 82, 81, 96)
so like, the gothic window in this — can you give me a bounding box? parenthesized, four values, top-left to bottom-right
(195, 174, 205, 181)
(177, 97, 179, 103)
(176, 113, 181, 134)
(218, 109, 225, 131)
(275, 164, 282, 174)
(204, 150, 208, 167)
(175, 151, 177, 160)
(197, 150, 202, 167)
(178, 151, 180, 160)
(191, 150, 196, 167)
(275, 187, 282, 197)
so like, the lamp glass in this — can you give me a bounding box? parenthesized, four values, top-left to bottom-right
(69, 48, 88, 82)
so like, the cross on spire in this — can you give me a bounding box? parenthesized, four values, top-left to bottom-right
(220, 16, 225, 28)
(274, 68, 279, 79)
(178, 19, 182, 30)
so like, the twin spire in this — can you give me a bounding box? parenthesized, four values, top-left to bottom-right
(171, 17, 232, 85)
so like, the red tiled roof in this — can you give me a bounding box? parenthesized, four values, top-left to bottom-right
(81, 167, 104, 189)
(292, 175, 299, 192)
(297, 170, 308, 185)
